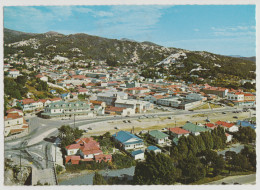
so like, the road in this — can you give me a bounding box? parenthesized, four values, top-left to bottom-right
(4, 106, 251, 185)
(206, 174, 256, 185)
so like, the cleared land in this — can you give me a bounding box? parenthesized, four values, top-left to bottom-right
(80, 111, 251, 137)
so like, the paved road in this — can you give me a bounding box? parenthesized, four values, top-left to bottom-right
(206, 174, 256, 185)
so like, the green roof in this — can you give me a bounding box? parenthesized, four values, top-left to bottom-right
(149, 130, 169, 139)
(47, 101, 90, 109)
(182, 123, 210, 133)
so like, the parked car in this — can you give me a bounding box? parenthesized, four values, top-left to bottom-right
(88, 127, 92, 130)
(222, 112, 226, 114)
(233, 116, 238, 119)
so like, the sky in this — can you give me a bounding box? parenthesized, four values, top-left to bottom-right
(4, 5, 256, 57)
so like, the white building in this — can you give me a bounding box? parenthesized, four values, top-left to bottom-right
(97, 91, 128, 106)
(186, 93, 206, 101)
(227, 92, 244, 101)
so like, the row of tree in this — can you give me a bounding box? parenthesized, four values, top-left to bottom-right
(133, 127, 256, 184)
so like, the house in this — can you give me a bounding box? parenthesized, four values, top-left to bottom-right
(65, 155, 81, 165)
(131, 150, 145, 160)
(4, 111, 28, 137)
(94, 154, 112, 163)
(182, 123, 210, 136)
(36, 74, 48, 82)
(147, 146, 161, 154)
(66, 144, 81, 155)
(8, 69, 20, 78)
(202, 87, 228, 98)
(50, 90, 56, 94)
(226, 133, 233, 143)
(148, 130, 169, 144)
(168, 127, 190, 138)
(105, 106, 135, 116)
(112, 131, 144, 150)
(65, 137, 111, 164)
(205, 123, 218, 130)
(215, 121, 239, 132)
(236, 120, 256, 130)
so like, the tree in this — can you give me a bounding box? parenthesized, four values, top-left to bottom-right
(178, 154, 206, 183)
(58, 125, 84, 148)
(93, 172, 107, 185)
(233, 127, 256, 144)
(134, 152, 180, 185)
(81, 83, 86, 88)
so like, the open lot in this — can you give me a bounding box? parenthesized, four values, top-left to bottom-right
(80, 110, 252, 137)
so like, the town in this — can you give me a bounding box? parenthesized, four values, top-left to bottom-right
(3, 4, 257, 186)
(4, 52, 256, 185)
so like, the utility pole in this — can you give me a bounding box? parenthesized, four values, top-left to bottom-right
(55, 145, 56, 163)
(20, 150, 22, 171)
(74, 114, 75, 128)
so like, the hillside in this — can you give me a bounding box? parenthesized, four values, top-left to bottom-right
(4, 28, 256, 82)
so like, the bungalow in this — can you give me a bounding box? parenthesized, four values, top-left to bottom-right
(65, 137, 111, 164)
(131, 150, 145, 160)
(182, 123, 210, 136)
(215, 121, 239, 132)
(147, 146, 161, 154)
(66, 144, 81, 155)
(148, 130, 169, 144)
(65, 155, 81, 165)
(112, 131, 144, 150)
(236, 120, 256, 130)
(95, 154, 112, 163)
(168, 127, 190, 138)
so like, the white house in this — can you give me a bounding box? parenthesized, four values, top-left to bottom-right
(8, 69, 20, 78)
(112, 131, 144, 150)
(131, 150, 145, 160)
(148, 130, 169, 144)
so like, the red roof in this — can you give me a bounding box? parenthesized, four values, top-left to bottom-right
(244, 93, 255, 97)
(20, 99, 35, 105)
(72, 75, 87, 79)
(90, 100, 103, 105)
(6, 109, 23, 114)
(75, 137, 94, 144)
(81, 149, 103, 156)
(65, 156, 81, 164)
(169, 127, 190, 135)
(215, 121, 235, 128)
(66, 144, 81, 150)
(50, 97, 62, 101)
(5, 112, 23, 120)
(106, 106, 126, 112)
(127, 87, 148, 91)
(225, 133, 231, 137)
(205, 123, 216, 128)
(94, 154, 112, 163)
(10, 129, 24, 134)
